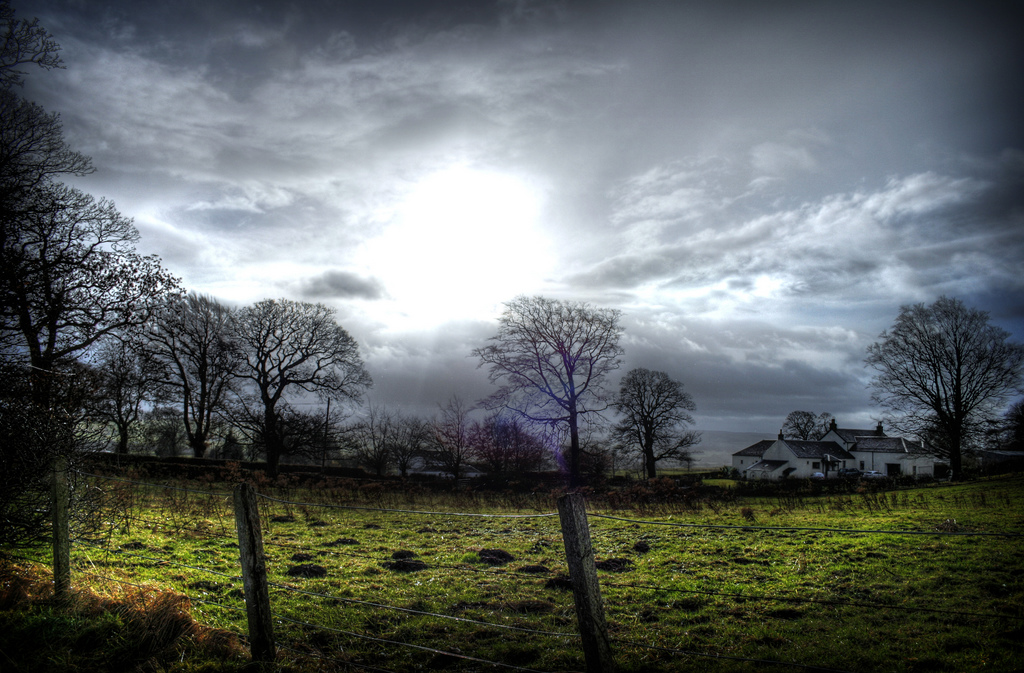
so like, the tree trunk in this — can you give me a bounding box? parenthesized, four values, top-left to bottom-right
(568, 408, 581, 488)
(188, 430, 207, 458)
(117, 426, 130, 455)
(264, 404, 282, 477)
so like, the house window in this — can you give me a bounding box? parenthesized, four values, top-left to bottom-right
(859, 461, 865, 470)
(812, 462, 820, 470)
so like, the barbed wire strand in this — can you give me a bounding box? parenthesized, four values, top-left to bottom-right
(73, 539, 242, 583)
(271, 611, 560, 673)
(75, 569, 250, 622)
(266, 580, 578, 638)
(261, 535, 567, 583)
(273, 641, 401, 673)
(598, 580, 1024, 622)
(615, 637, 855, 673)
(131, 515, 235, 541)
(258, 492, 559, 519)
(75, 469, 233, 498)
(588, 512, 1024, 537)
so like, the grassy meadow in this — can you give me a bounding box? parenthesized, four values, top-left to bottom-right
(2, 469, 1023, 672)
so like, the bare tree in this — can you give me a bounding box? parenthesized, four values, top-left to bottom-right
(990, 399, 1024, 452)
(471, 411, 548, 475)
(391, 412, 429, 478)
(2, 181, 178, 405)
(781, 410, 833, 440)
(231, 298, 372, 476)
(147, 292, 238, 458)
(89, 336, 153, 454)
(612, 368, 701, 479)
(349, 403, 397, 477)
(866, 296, 1024, 480)
(429, 395, 474, 482)
(142, 406, 187, 458)
(473, 295, 624, 487)
(1, 0, 63, 89)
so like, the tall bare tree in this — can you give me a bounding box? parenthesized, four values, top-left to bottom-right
(89, 335, 153, 455)
(866, 296, 1024, 480)
(231, 298, 371, 476)
(391, 412, 429, 478)
(474, 296, 624, 487)
(429, 395, 474, 482)
(470, 411, 548, 475)
(612, 367, 700, 479)
(349, 403, 397, 477)
(782, 410, 833, 440)
(147, 293, 237, 458)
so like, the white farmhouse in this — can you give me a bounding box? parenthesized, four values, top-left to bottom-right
(733, 420, 941, 480)
(818, 420, 938, 478)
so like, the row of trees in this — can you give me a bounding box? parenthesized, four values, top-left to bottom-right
(87, 291, 702, 485)
(88, 295, 371, 476)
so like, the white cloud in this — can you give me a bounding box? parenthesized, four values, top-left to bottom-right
(863, 172, 988, 220)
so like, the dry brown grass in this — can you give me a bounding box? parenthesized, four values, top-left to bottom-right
(0, 557, 246, 670)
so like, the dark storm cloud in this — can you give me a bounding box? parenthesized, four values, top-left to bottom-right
(298, 271, 386, 301)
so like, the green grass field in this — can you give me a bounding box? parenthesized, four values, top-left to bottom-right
(4, 471, 1023, 672)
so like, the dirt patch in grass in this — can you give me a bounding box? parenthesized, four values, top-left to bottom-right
(517, 565, 551, 574)
(765, 608, 803, 620)
(286, 564, 328, 578)
(479, 549, 515, 566)
(595, 558, 632, 572)
(385, 557, 432, 573)
(545, 574, 573, 591)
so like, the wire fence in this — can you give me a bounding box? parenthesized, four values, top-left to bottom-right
(37, 465, 1024, 673)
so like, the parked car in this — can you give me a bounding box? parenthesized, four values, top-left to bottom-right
(810, 472, 825, 480)
(862, 470, 885, 479)
(837, 468, 862, 478)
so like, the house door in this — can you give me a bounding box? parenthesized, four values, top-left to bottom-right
(885, 463, 901, 476)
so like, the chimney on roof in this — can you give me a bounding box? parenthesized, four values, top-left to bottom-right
(876, 421, 884, 435)
(829, 418, 837, 431)
(778, 430, 784, 441)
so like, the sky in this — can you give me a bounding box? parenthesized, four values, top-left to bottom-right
(16, 0, 1024, 434)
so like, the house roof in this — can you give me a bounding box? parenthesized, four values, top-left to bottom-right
(733, 440, 775, 457)
(745, 460, 788, 473)
(853, 436, 923, 453)
(831, 426, 885, 443)
(783, 440, 855, 461)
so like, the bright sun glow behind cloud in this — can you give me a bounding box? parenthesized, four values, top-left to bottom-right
(363, 166, 552, 328)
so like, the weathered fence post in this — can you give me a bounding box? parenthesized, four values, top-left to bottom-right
(51, 455, 70, 600)
(233, 482, 276, 663)
(558, 492, 615, 673)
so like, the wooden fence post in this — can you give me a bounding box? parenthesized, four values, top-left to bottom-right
(233, 482, 276, 662)
(558, 493, 615, 673)
(51, 455, 70, 600)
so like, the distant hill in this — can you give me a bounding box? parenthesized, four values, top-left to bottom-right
(689, 430, 773, 468)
